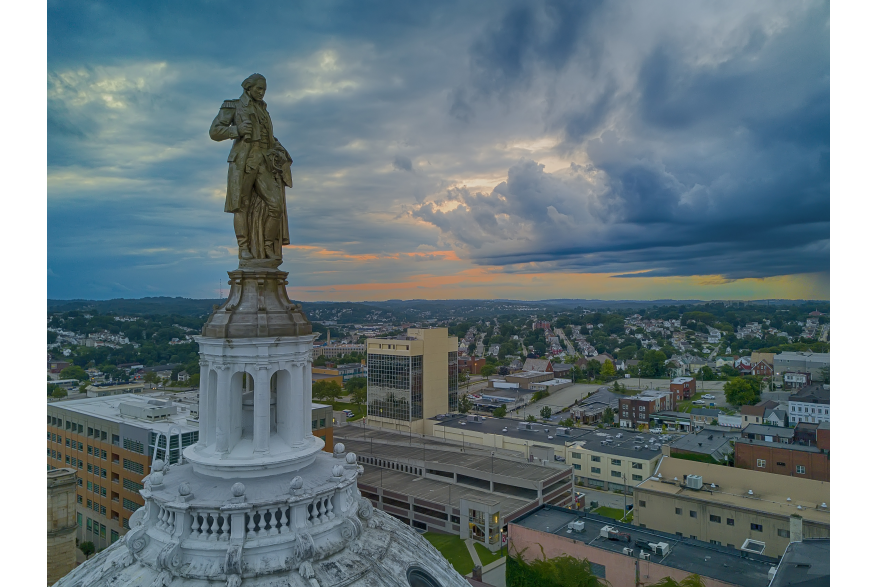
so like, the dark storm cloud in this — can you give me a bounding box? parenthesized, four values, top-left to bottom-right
(48, 0, 829, 298)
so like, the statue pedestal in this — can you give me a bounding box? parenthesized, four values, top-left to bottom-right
(202, 267, 311, 339)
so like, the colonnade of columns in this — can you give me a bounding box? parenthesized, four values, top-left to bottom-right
(197, 356, 313, 456)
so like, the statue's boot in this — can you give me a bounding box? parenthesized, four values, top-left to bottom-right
(237, 236, 254, 260)
(264, 217, 281, 259)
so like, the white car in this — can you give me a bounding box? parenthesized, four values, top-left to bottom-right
(692, 400, 706, 405)
(702, 394, 715, 399)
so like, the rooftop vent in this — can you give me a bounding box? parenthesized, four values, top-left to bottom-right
(820, 502, 827, 508)
(787, 497, 792, 502)
(748, 490, 754, 495)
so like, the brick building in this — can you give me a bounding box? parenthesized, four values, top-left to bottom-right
(735, 423, 829, 481)
(669, 376, 696, 400)
(751, 360, 773, 377)
(619, 390, 675, 429)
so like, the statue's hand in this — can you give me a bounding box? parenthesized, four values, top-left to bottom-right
(238, 120, 253, 137)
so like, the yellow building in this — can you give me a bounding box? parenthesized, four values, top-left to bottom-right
(633, 456, 829, 558)
(366, 328, 458, 434)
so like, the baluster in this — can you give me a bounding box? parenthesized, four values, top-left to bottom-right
(157, 506, 167, 531)
(279, 507, 289, 534)
(247, 512, 257, 538)
(306, 503, 314, 527)
(220, 514, 230, 540)
(257, 508, 269, 536)
(200, 512, 211, 538)
(169, 510, 177, 534)
(326, 496, 335, 520)
(318, 499, 326, 524)
(191, 513, 201, 538)
(267, 507, 279, 536)
(209, 512, 220, 540)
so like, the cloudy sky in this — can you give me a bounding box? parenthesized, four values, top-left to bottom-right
(47, 0, 829, 301)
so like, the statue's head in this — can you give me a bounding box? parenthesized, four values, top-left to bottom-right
(242, 73, 267, 101)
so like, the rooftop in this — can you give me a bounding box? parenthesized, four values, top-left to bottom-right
(770, 539, 829, 586)
(670, 428, 739, 460)
(358, 466, 529, 515)
(512, 505, 777, 587)
(637, 457, 830, 525)
(335, 428, 563, 483)
(47, 393, 197, 434)
(789, 384, 830, 404)
(432, 415, 675, 459)
(742, 424, 795, 439)
(738, 438, 823, 454)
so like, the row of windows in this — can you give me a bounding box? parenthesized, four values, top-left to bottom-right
(312, 419, 327, 429)
(123, 459, 144, 475)
(791, 405, 828, 415)
(123, 498, 140, 512)
(756, 459, 806, 473)
(123, 478, 144, 493)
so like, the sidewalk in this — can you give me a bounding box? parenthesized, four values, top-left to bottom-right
(464, 538, 482, 570)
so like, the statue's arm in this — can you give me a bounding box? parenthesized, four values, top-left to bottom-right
(209, 103, 240, 142)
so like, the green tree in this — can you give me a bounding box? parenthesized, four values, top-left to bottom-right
(59, 365, 89, 382)
(79, 541, 96, 560)
(51, 386, 68, 399)
(647, 575, 707, 587)
(48, 330, 59, 344)
(468, 341, 477, 355)
(507, 549, 608, 587)
(540, 406, 552, 419)
(559, 417, 575, 428)
(458, 395, 472, 414)
(493, 405, 507, 418)
(526, 414, 537, 423)
(351, 386, 367, 415)
(313, 355, 329, 367)
(480, 364, 496, 377)
(345, 376, 367, 395)
(600, 360, 617, 378)
(723, 377, 762, 406)
(820, 365, 830, 384)
(143, 371, 160, 384)
(699, 366, 716, 381)
(602, 407, 615, 425)
(312, 380, 343, 403)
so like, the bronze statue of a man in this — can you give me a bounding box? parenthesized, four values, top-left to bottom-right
(210, 74, 292, 261)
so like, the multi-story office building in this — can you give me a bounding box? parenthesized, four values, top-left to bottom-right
(47, 395, 200, 550)
(633, 457, 829, 558)
(788, 384, 830, 425)
(311, 343, 366, 359)
(669, 376, 696, 399)
(366, 328, 458, 434)
(48, 394, 334, 550)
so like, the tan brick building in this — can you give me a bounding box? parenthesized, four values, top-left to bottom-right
(47, 468, 78, 585)
(634, 457, 829, 558)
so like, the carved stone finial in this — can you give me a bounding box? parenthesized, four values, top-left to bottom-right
(289, 476, 304, 495)
(332, 465, 344, 477)
(231, 482, 246, 497)
(346, 452, 357, 465)
(333, 443, 345, 457)
(152, 459, 166, 473)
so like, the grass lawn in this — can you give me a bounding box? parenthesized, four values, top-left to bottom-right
(422, 532, 474, 576)
(326, 401, 366, 422)
(473, 542, 504, 566)
(592, 506, 625, 520)
(675, 392, 708, 413)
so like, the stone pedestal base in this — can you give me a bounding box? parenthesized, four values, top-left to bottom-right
(202, 266, 311, 339)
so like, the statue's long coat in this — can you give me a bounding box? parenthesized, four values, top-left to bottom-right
(209, 92, 292, 244)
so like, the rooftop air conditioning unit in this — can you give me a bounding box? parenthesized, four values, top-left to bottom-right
(571, 520, 585, 532)
(623, 547, 634, 556)
(650, 542, 670, 556)
(686, 475, 703, 490)
(599, 525, 616, 538)
(639, 551, 651, 561)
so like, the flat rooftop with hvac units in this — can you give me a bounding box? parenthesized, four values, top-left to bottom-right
(633, 457, 829, 558)
(335, 426, 573, 552)
(510, 505, 781, 587)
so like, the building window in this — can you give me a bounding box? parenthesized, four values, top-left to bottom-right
(611, 459, 621, 466)
(312, 420, 318, 429)
(123, 438, 145, 454)
(710, 515, 721, 523)
(631, 462, 643, 469)
(778, 529, 790, 538)
(111, 530, 119, 543)
(573, 464, 581, 470)
(123, 498, 140, 512)
(710, 539, 721, 545)
(777, 461, 786, 467)
(571, 452, 581, 459)
(611, 471, 622, 478)
(591, 467, 601, 474)
(591, 456, 601, 462)
(632, 474, 642, 481)
(796, 465, 806, 474)
(757, 459, 766, 468)
(751, 523, 763, 532)
(638, 500, 646, 507)
(690, 535, 697, 540)
(123, 459, 144, 475)
(675, 508, 681, 515)
(123, 518, 129, 529)
(123, 479, 144, 493)
(689, 511, 697, 518)
(77, 495, 82, 504)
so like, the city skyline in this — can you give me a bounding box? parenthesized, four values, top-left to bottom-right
(48, 1, 829, 301)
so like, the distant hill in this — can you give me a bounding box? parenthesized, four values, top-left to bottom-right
(47, 296, 827, 320)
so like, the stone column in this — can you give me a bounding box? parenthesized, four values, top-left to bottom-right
(254, 365, 271, 454)
(197, 360, 210, 447)
(290, 361, 305, 444)
(302, 358, 313, 440)
(215, 365, 231, 454)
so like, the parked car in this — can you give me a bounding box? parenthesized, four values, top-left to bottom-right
(692, 400, 706, 405)
(702, 394, 715, 399)
(342, 409, 354, 417)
